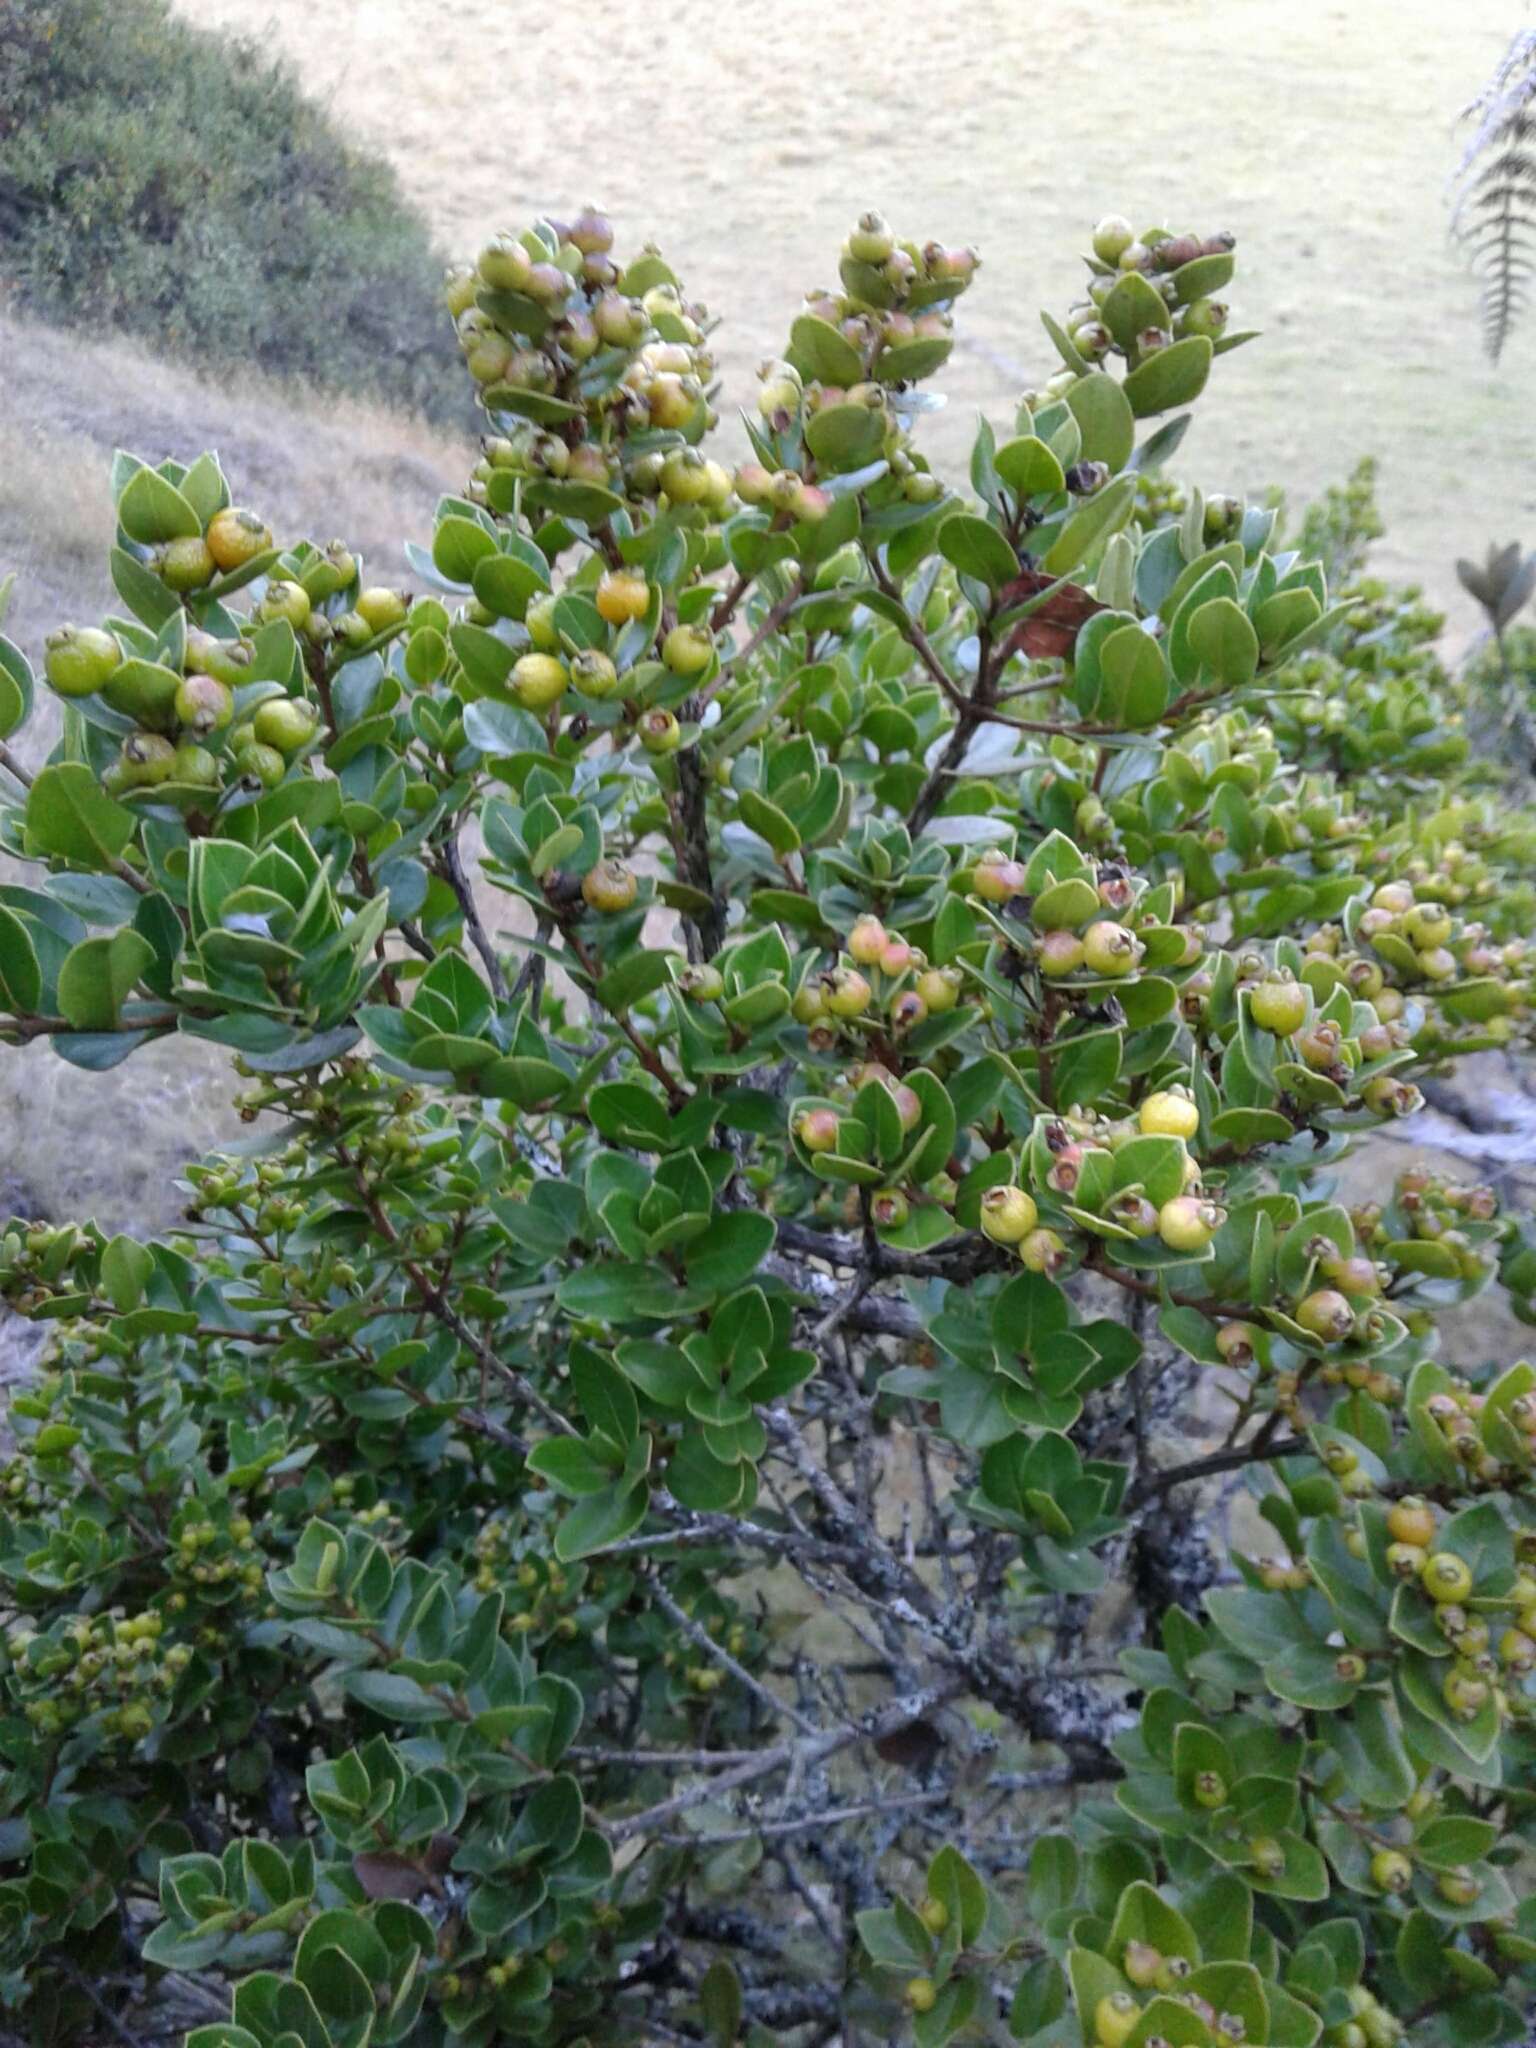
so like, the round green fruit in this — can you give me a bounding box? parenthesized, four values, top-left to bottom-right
(174, 674, 234, 737)
(158, 536, 216, 591)
(206, 508, 273, 573)
(512, 654, 570, 711)
(581, 859, 638, 913)
(252, 698, 320, 755)
(44, 625, 122, 698)
(662, 624, 714, 676)
(980, 1187, 1039, 1245)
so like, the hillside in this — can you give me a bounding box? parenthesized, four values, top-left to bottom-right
(172, 0, 1536, 639)
(0, 311, 471, 1231)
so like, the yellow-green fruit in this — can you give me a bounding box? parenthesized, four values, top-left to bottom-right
(159, 536, 216, 591)
(205, 508, 273, 573)
(906, 1978, 938, 2016)
(237, 741, 286, 789)
(980, 1187, 1038, 1245)
(1038, 930, 1087, 977)
(525, 595, 560, 649)
(44, 625, 122, 698)
(1139, 1090, 1199, 1140)
(1158, 1195, 1223, 1253)
(638, 709, 680, 755)
(1122, 1941, 1162, 1989)
(1095, 1992, 1139, 2048)
(796, 1108, 840, 1153)
(1436, 1867, 1481, 1907)
(1386, 1498, 1435, 1547)
(253, 698, 320, 755)
(355, 587, 409, 635)
(1092, 214, 1136, 264)
(185, 630, 254, 686)
(1248, 1836, 1286, 1879)
(172, 743, 220, 788)
(1083, 920, 1144, 976)
(117, 732, 177, 788)
(662, 624, 714, 675)
(916, 1895, 949, 1935)
(256, 579, 311, 629)
(1370, 1848, 1413, 1894)
(1421, 1551, 1473, 1604)
(512, 654, 570, 710)
(174, 674, 233, 737)
(825, 969, 872, 1019)
(581, 859, 638, 913)
(570, 649, 619, 698)
(595, 569, 651, 625)
(915, 967, 962, 1013)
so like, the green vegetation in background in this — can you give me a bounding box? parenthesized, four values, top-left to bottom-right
(0, 0, 470, 426)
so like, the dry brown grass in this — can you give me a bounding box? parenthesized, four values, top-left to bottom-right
(0, 306, 472, 665)
(173, 0, 1536, 637)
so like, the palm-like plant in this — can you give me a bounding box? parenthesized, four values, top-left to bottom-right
(1451, 27, 1536, 361)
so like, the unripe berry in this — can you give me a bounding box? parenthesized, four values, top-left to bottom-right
(1294, 1289, 1354, 1343)
(1248, 975, 1307, 1034)
(915, 966, 963, 1013)
(1019, 1228, 1068, 1275)
(355, 587, 409, 635)
(1092, 215, 1136, 264)
(581, 859, 637, 913)
(174, 674, 234, 737)
(916, 1894, 948, 1935)
(1122, 1941, 1162, 1990)
(1437, 1867, 1481, 1907)
(512, 653, 570, 710)
(1369, 1849, 1413, 1895)
(906, 1979, 938, 2016)
(1138, 1090, 1199, 1140)
(871, 1189, 910, 1229)
(1038, 930, 1087, 977)
(825, 969, 872, 1019)
(570, 649, 619, 698)
(638, 709, 681, 755)
(1386, 1497, 1436, 1547)
(596, 570, 651, 625)
(848, 916, 887, 965)
(1083, 921, 1145, 977)
(1193, 1769, 1227, 1808)
(1216, 1322, 1256, 1365)
(972, 850, 1026, 902)
(159, 535, 216, 591)
(478, 233, 532, 292)
(251, 697, 320, 755)
(255, 578, 311, 629)
(44, 625, 122, 698)
(1095, 1993, 1139, 2048)
(1421, 1551, 1474, 1604)
(980, 1187, 1039, 1245)
(1158, 1196, 1224, 1253)
(205, 508, 273, 572)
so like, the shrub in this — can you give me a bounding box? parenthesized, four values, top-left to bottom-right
(0, 207, 1535, 2048)
(0, 0, 467, 425)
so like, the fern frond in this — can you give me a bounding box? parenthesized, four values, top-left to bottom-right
(1450, 29, 1536, 361)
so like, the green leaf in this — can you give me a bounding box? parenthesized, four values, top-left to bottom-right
(432, 514, 497, 584)
(25, 765, 137, 867)
(1043, 476, 1137, 577)
(738, 788, 801, 854)
(994, 436, 1066, 500)
(938, 514, 1017, 594)
(0, 635, 34, 740)
(789, 314, 865, 387)
(1187, 596, 1259, 685)
(56, 929, 154, 1030)
(1122, 337, 1214, 418)
(0, 907, 42, 1015)
(555, 1478, 649, 1561)
(698, 1959, 743, 2048)
(117, 467, 202, 544)
(101, 1234, 154, 1312)
(685, 1213, 775, 1295)
(1066, 374, 1136, 471)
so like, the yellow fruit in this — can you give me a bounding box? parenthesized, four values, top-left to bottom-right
(595, 569, 650, 625)
(206, 508, 273, 573)
(979, 1187, 1038, 1245)
(1095, 1992, 1139, 2048)
(1138, 1090, 1199, 1140)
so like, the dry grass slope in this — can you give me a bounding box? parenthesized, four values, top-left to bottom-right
(0, 311, 471, 1229)
(175, 0, 1536, 635)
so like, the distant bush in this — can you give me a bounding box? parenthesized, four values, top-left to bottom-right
(0, 0, 469, 426)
